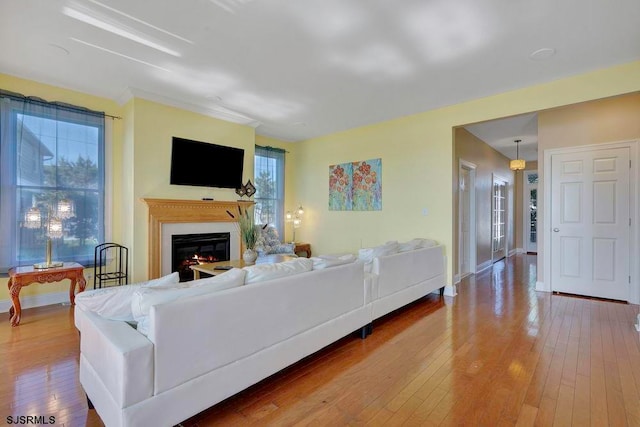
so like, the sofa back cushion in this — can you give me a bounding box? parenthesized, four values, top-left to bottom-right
(74, 272, 179, 322)
(148, 261, 365, 395)
(311, 253, 357, 269)
(397, 238, 438, 252)
(243, 258, 313, 284)
(358, 241, 399, 272)
(131, 269, 246, 335)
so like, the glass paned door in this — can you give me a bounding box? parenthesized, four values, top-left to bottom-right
(525, 171, 538, 253)
(492, 178, 507, 261)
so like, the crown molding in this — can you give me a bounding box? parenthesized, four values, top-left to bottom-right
(116, 87, 262, 128)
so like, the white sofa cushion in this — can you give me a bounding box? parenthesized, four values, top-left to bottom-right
(243, 258, 313, 284)
(74, 272, 180, 322)
(398, 238, 438, 252)
(131, 268, 246, 335)
(358, 241, 399, 272)
(311, 253, 357, 269)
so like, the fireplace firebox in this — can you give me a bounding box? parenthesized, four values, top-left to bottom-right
(171, 232, 230, 281)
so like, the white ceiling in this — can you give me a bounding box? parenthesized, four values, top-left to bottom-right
(465, 113, 539, 161)
(1, 0, 639, 142)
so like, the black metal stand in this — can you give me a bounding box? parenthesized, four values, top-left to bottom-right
(94, 243, 129, 289)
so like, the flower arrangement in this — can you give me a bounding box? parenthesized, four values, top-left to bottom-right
(226, 206, 258, 250)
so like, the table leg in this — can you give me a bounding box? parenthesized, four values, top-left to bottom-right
(70, 272, 87, 305)
(193, 270, 200, 280)
(8, 278, 22, 327)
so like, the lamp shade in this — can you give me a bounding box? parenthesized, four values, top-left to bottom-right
(510, 159, 526, 171)
(57, 199, 75, 219)
(24, 207, 42, 228)
(47, 217, 64, 239)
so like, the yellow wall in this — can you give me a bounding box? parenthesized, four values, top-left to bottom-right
(294, 61, 640, 286)
(453, 128, 514, 274)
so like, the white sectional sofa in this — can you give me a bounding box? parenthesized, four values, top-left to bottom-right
(75, 241, 446, 427)
(370, 245, 445, 321)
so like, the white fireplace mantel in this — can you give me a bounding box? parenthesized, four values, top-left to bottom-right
(142, 198, 253, 278)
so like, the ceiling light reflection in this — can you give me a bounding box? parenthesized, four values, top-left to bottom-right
(223, 91, 303, 122)
(209, 0, 256, 14)
(63, 6, 181, 57)
(86, 0, 194, 44)
(70, 38, 171, 72)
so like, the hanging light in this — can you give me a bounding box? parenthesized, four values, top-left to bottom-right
(509, 139, 526, 171)
(296, 205, 304, 216)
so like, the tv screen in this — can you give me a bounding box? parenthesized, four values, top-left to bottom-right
(170, 137, 244, 189)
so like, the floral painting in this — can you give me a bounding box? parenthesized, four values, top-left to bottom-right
(329, 158, 382, 211)
(329, 163, 353, 210)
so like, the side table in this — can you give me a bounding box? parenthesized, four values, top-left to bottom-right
(294, 243, 312, 258)
(7, 262, 86, 326)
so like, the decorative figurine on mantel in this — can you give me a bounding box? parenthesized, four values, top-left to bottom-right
(235, 179, 256, 201)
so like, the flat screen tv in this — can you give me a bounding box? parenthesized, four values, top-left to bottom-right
(170, 137, 244, 189)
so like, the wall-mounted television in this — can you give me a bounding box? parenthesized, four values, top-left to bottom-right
(170, 137, 244, 189)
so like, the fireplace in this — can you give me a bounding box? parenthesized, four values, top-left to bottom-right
(171, 232, 230, 281)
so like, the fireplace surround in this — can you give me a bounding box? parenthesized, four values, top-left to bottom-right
(143, 199, 254, 279)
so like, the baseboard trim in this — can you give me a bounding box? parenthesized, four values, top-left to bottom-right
(0, 291, 69, 313)
(443, 284, 457, 297)
(454, 274, 461, 285)
(535, 281, 549, 292)
(476, 261, 492, 274)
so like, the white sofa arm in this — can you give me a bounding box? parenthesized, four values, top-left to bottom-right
(79, 310, 154, 408)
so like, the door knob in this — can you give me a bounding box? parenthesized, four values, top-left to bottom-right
(553, 228, 560, 232)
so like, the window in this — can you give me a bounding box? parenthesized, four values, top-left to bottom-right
(0, 91, 105, 272)
(254, 145, 285, 237)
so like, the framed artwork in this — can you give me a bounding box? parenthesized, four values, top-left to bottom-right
(329, 158, 382, 211)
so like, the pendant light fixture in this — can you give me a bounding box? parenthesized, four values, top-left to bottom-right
(509, 139, 526, 171)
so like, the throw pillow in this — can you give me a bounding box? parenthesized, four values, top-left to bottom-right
(131, 268, 246, 336)
(74, 272, 180, 322)
(243, 258, 313, 284)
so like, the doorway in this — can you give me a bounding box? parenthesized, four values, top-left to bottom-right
(492, 175, 508, 263)
(458, 160, 477, 279)
(524, 170, 538, 253)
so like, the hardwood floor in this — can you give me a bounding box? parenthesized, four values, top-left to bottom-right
(2, 254, 639, 426)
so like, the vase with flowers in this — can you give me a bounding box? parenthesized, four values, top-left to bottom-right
(227, 205, 259, 264)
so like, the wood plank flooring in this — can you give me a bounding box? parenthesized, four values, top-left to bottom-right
(1, 254, 639, 426)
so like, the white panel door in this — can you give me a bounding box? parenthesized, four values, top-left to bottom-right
(550, 147, 630, 300)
